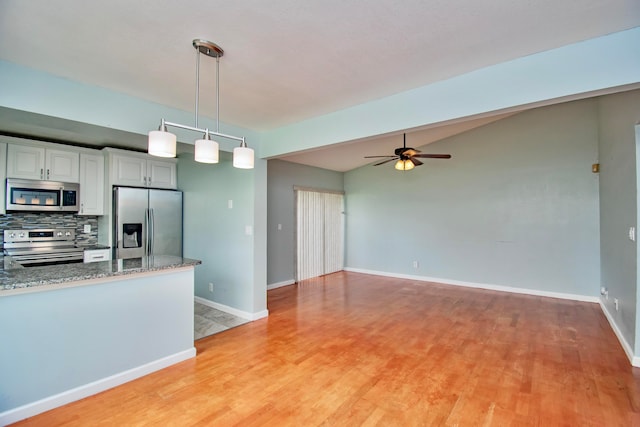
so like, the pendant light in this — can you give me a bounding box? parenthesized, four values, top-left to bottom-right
(194, 130, 219, 163)
(148, 121, 177, 158)
(233, 141, 254, 169)
(148, 39, 254, 169)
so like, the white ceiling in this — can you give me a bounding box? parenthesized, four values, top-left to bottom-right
(0, 0, 639, 170)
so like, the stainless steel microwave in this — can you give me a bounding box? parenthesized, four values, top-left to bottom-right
(6, 178, 80, 212)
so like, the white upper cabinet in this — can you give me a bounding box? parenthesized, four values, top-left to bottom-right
(79, 152, 105, 216)
(7, 143, 79, 182)
(147, 159, 177, 189)
(6, 144, 45, 180)
(108, 150, 177, 189)
(111, 155, 147, 187)
(46, 148, 80, 182)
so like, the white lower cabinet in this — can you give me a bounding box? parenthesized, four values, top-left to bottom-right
(83, 249, 111, 263)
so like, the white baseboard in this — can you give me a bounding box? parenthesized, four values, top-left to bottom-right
(0, 347, 196, 426)
(343, 267, 599, 303)
(599, 300, 639, 367)
(195, 296, 269, 321)
(267, 279, 295, 290)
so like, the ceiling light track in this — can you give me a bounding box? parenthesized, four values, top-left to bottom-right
(148, 39, 254, 169)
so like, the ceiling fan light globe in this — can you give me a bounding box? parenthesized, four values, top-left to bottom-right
(394, 159, 414, 171)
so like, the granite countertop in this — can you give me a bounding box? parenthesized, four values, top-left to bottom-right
(0, 255, 202, 293)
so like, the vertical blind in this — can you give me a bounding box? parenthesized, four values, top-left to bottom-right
(295, 188, 344, 281)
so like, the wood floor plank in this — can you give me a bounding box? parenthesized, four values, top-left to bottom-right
(11, 271, 640, 426)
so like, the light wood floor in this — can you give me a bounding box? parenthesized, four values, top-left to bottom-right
(14, 272, 640, 426)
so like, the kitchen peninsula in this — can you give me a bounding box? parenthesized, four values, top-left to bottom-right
(0, 256, 201, 425)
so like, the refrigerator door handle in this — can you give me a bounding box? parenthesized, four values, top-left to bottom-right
(149, 208, 155, 255)
(144, 208, 149, 255)
(112, 217, 122, 259)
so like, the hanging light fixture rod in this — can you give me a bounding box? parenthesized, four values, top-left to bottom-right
(160, 119, 245, 144)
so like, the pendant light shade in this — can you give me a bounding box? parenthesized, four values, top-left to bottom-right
(394, 159, 415, 171)
(233, 142, 254, 169)
(148, 127, 177, 158)
(194, 132, 219, 163)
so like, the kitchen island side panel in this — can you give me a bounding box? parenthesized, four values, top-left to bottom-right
(0, 268, 195, 416)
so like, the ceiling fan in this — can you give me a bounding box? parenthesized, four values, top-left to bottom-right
(364, 134, 451, 170)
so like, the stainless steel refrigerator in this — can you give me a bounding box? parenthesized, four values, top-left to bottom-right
(113, 187, 183, 259)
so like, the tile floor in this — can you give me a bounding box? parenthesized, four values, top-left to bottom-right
(194, 301, 250, 340)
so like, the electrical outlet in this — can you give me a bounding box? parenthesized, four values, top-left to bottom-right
(629, 227, 636, 241)
(209, 282, 213, 292)
(412, 261, 419, 269)
(83, 224, 91, 233)
(614, 298, 620, 311)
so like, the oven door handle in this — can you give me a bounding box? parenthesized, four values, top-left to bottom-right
(10, 252, 84, 262)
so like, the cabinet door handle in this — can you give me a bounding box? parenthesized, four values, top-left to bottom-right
(148, 176, 151, 184)
(80, 203, 84, 214)
(46, 169, 50, 179)
(40, 168, 44, 179)
(143, 176, 147, 185)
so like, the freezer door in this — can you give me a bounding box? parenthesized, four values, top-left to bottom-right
(148, 190, 183, 257)
(114, 187, 148, 259)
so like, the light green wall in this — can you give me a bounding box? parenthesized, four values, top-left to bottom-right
(178, 152, 265, 314)
(345, 99, 601, 296)
(252, 156, 268, 312)
(597, 90, 640, 353)
(0, 268, 195, 415)
(267, 159, 344, 285)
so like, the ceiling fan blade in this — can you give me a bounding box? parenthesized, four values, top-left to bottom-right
(373, 157, 398, 166)
(409, 157, 423, 166)
(412, 154, 452, 159)
(364, 155, 396, 158)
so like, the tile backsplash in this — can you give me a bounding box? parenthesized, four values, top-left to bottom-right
(0, 213, 99, 248)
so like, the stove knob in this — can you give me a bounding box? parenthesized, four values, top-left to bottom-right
(18, 233, 25, 238)
(65, 231, 71, 236)
(57, 232, 63, 237)
(9, 233, 15, 238)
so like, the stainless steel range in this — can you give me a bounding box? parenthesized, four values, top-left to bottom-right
(3, 228, 84, 266)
